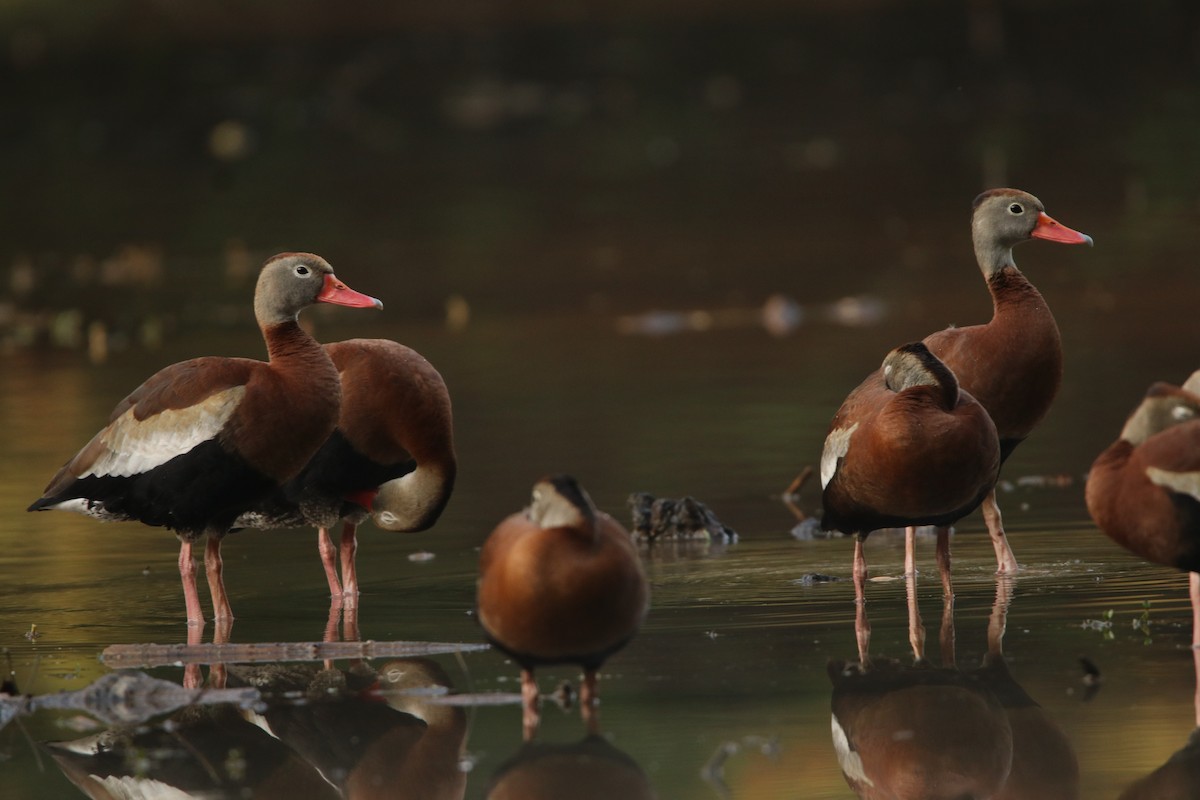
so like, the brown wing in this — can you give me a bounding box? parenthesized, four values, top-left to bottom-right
(40, 357, 258, 495)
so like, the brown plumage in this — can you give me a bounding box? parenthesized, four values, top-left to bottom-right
(1086, 382, 1200, 573)
(477, 475, 649, 738)
(28, 253, 382, 625)
(822, 342, 1000, 599)
(922, 188, 1092, 573)
(238, 338, 456, 602)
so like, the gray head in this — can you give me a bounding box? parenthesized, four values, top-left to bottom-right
(254, 252, 382, 326)
(1120, 382, 1200, 445)
(971, 189, 1092, 276)
(528, 474, 596, 530)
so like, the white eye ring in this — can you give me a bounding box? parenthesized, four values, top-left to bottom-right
(294, 264, 310, 276)
(1172, 405, 1194, 421)
(1008, 203, 1024, 215)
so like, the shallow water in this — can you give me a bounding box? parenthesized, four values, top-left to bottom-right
(7, 4, 1200, 797)
(4, 298, 1200, 799)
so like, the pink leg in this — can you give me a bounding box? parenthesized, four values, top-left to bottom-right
(318, 527, 342, 597)
(204, 537, 234, 622)
(1191, 572, 1200, 650)
(340, 522, 359, 604)
(179, 540, 205, 627)
(936, 526, 954, 599)
(581, 669, 600, 733)
(981, 490, 1020, 574)
(521, 669, 541, 740)
(904, 526, 918, 577)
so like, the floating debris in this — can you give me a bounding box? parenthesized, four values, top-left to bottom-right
(101, 639, 490, 670)
(407, 551, 436, 563)
(627, 493, 737, 543)
(793, 573, 843, 586)
(0, 670, 261, 733)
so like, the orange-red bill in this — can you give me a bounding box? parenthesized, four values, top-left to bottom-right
(1031, 212, 1093, 246)
(317, 274, 384, 309)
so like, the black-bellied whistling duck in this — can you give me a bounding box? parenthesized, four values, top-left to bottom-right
(822, 342, 1000, 615)
(923, 188, 1092, 573)
(1086, 381, 1200, 647)
(27, 253, 381, 626)
(238, 338, 456, 603)
(476, 475, 649, 739)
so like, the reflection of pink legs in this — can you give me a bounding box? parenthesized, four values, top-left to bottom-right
(581, 669, 600, 734)
(981, 490, 1020, 574)
(939, 590, 956, 668)
(906, 573, 925, 662)
(1190, 572, 1200, 728)
(204, 537, 234, 622)
(853, 537, 871, 664)
(521, 669, 540, 741)
(988, 576, 1014, 659)
(183, 621, 204, 689)
(179, 540, 204, 627)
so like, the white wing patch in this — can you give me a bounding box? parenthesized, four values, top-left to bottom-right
(831, 713, 873, 787)
(1147, 466, 1200, 504)
(821, 423, 858, 489)
(83, 387, 245, 478)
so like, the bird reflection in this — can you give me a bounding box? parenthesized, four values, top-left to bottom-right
(485, 734, 654, 800)
(1116, 619, 1200, 798)
(46, 657, 467, 800)
(829, 577, 1079, 799)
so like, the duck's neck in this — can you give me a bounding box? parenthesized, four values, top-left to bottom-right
(371, 461, 456, 532)
(973, 222, 1017, 280)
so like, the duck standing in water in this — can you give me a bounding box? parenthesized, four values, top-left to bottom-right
(28, 253, 382, 625)
(822, 342, 1000, 609)
(920, 188, 1092, 573)
(477, 475, 649, 739)
(238, 338, 456, 605)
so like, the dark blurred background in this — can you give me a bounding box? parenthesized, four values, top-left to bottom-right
(3, 0, 1198, 344)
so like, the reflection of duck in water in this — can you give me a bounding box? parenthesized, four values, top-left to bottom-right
(48, 698, 340, 800)
(1116, 651, 1200, 798)
(477, 476, 649, 739)
(232, 657, 467, 800)
(829, 576, 1080, 799)
(486, 735, 654, 800)
(46, 658, 466, 800)
(829, 657, 1013, 799)
(973, 579, 1080, 800)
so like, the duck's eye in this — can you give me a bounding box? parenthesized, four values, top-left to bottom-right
(1172, 405, 1195, 421)
(294, 264, 310, 276)
(1008, 203, 1024, 215)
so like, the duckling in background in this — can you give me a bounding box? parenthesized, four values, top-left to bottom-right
(478, 476, 650, 739)
(627, 492, 737, 543)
